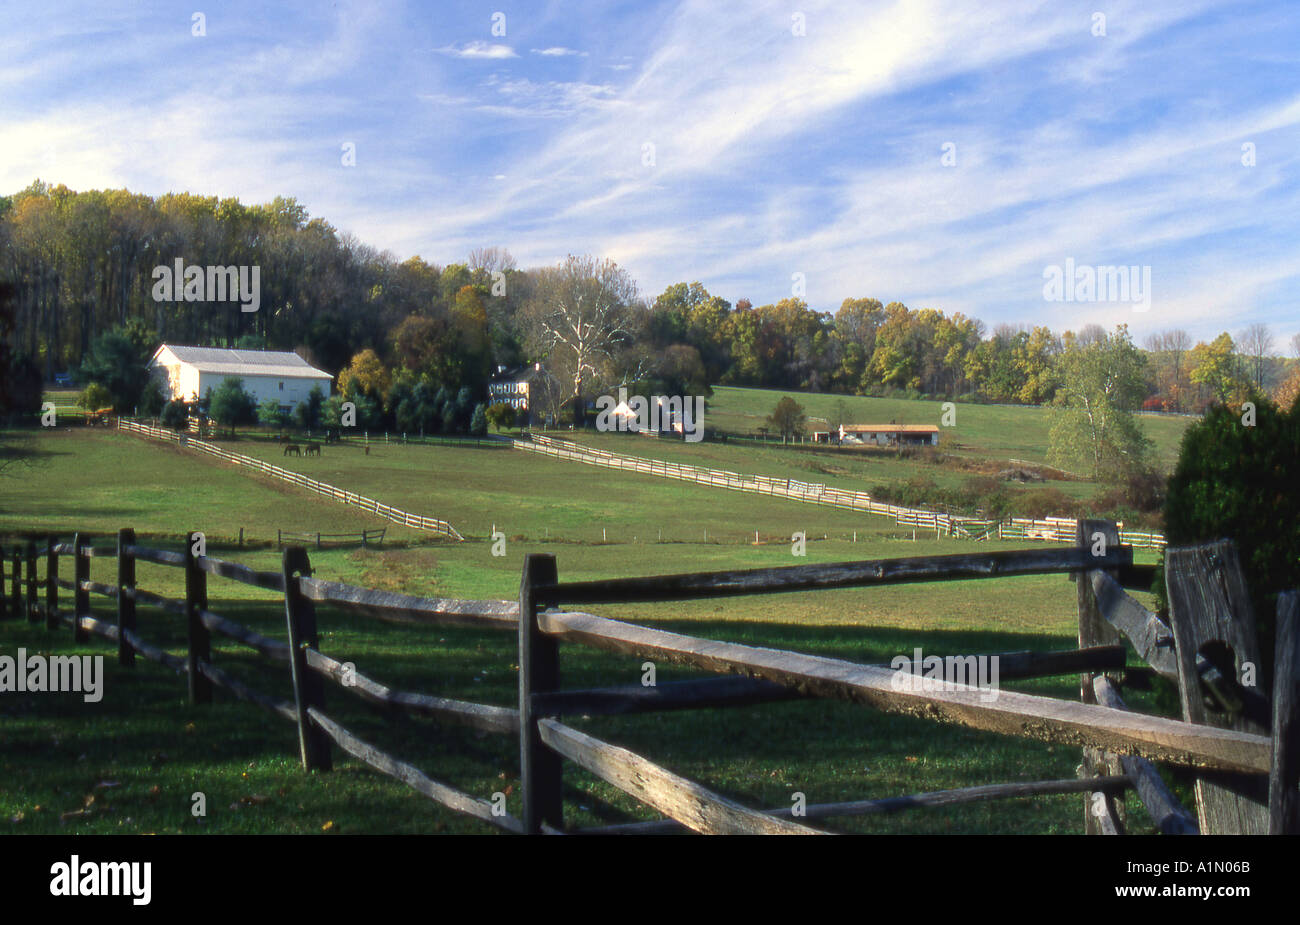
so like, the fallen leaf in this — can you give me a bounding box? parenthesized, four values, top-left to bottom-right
(321, 820, 334, 832)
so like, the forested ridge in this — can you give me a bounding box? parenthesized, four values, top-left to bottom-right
(2, 180, 1297, 430)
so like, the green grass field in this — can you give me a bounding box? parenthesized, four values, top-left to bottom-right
(0, 421, 1181, 835)
(704, 385, 1194, 472)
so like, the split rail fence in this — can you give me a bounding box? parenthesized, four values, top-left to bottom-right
(1, 520, 1294, 835)
(516, 434, 1166, 549)
(117, 419, 462, 540)
(277, 528, 386, 549)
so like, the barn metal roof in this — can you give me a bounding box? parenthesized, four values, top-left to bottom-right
(151, 345, 333, 379)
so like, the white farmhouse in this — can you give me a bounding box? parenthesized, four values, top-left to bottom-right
(149, 345, 333, 411)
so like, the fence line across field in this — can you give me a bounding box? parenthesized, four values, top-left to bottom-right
(516, 433, 1166, 549)
(277, 527, 386, 549)
(1, 520, 1292, 835)
(117, 419, 462, 540)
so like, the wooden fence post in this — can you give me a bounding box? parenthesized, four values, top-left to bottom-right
(117, 528, 136, 667)
(282, 546, 331, 772)
(0, 542, 8, 620)
(519, 553, 562, 834)
(185, 531, 212, 704)
(9, 546, 20, 619)
(1165, 540, 1269, 834)
(73, 533, 89, 643)
(1076, 519, 1125, 834)
(24, 539, 37, 623)
(45, 537, 59, 630)
(1270, 591, 1300, 834)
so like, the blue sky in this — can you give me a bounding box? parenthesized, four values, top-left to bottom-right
(3, 0, 1298, 342)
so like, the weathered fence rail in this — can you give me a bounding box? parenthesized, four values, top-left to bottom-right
(1, 519, 1293, 835)
(515, 433, 1166, 548)
(117, 419, 463, 540)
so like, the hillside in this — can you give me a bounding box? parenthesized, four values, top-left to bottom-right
(704, 386, 1194, 472)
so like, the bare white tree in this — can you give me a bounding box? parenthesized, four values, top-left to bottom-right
(1238, 323, 1275, 390)
(521, 255, 642, 426)
(466, 246, 517, 274)
(1144, 328, 1192, 411)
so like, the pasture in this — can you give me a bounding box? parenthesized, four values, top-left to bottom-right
(703, 385, 1194, 472)
(0, 425, 1175, 834)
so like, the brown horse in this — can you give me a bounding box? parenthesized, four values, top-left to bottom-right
(304, 442, 321, 456)
(284, 444, 301, 456)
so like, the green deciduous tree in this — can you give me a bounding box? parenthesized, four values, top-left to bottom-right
(1048, 325, 1151, 479)
(78, 382, 112, 410)
(486, 402, 516, 432)
(1189, 332, 1248, 406)
(257, 397, 289, 430)
(208, 377, 257, 437)
(294, 385, 325, 431)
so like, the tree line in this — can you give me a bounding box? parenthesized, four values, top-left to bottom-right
(2, 181, 1298, 444)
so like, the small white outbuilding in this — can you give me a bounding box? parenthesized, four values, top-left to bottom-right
(149, 345, 333, 410)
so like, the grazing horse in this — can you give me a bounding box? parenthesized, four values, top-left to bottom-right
(304, 442, 322, 456)
(284, 444, 301, 456)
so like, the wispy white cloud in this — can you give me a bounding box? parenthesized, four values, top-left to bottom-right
(436, 41, 517, 59)
(3, 0, 1297, 342)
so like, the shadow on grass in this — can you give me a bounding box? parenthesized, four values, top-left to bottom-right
(1, 599, 1166, 836)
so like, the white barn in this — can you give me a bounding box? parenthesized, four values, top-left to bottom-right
(149, 345, 333, 410)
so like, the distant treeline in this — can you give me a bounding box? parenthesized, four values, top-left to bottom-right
(1, 181, 1297, 427)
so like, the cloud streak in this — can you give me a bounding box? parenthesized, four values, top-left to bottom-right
(2, 0, 1297, 342)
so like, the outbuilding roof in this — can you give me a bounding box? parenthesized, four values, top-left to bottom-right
(841, 424, 940, 433)
(151, 345, 333, 380)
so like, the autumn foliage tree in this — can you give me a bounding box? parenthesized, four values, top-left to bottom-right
(338, 348, 391, 403)
(766, 396, 807, 442)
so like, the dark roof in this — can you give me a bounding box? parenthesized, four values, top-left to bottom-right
(490, 364, 544, 383)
